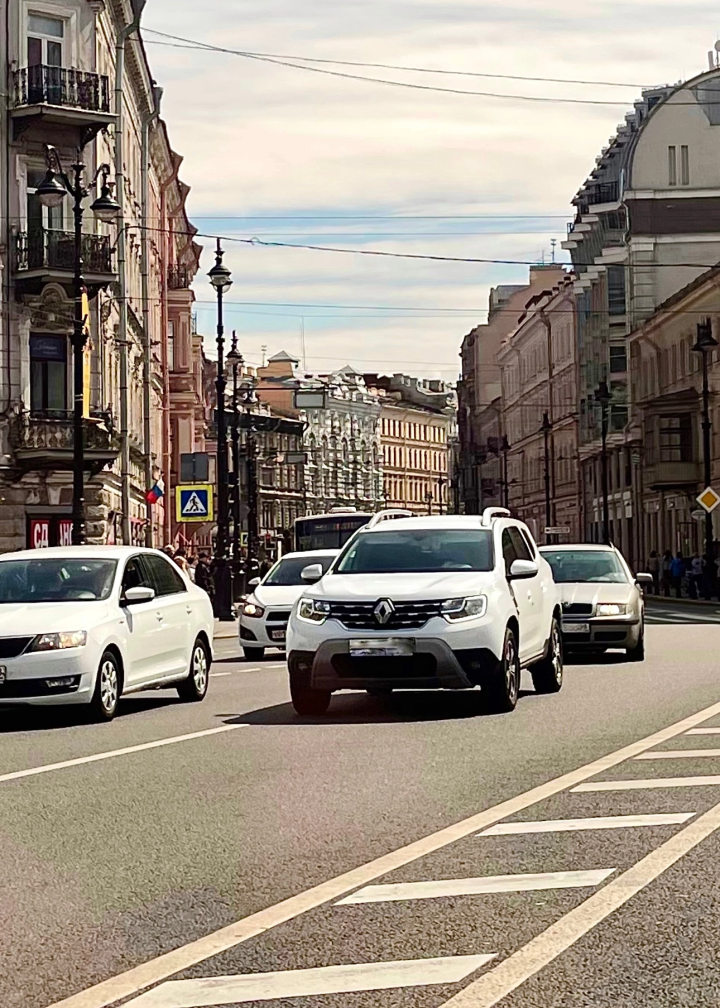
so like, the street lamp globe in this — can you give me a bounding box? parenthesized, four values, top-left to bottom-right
(208, 259, 232, 292)
(90, 184, 121, 222)
(226, 346, 244, 367)
(36, 169, 68, 208)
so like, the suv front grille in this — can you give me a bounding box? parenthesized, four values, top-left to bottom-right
(562, 603, 594, 617)
(0, 637, 34, 659)
(327, 600, 443, 631)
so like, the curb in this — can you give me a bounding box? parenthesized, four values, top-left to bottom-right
(646, 596, 720, 607)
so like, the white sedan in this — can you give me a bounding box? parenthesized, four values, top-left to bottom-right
(0, 546, 215, 720)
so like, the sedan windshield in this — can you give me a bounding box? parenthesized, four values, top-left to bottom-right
(0, 559, 118, 602)
(263, 554, 335, 586)
(336, 529, 494, 574)
(542, 550, 628, 584)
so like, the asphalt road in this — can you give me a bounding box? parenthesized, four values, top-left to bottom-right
(4, 618, 720, 1008)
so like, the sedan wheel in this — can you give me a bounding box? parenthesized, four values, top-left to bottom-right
(177, 639, 210, 702)
(89, 651, 121, 721)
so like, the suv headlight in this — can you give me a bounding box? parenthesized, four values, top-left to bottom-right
(30, 631, 87, 652)
(242, 601, 265, 618)
(298, 598, 332, 624)
(596, 603, 627, 616)
(441, 595, 487, 622)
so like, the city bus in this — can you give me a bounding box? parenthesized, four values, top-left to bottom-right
(293, 508, 412, 551)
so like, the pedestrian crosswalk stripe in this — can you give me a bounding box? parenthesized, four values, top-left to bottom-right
(122, 954, 497, 1007)
(477, 813, 695, 836)
(573, 775, 720, 792)
(687, 727, 720, 735)
(636, 749, 720, 760)
(336, 869, 615, 906)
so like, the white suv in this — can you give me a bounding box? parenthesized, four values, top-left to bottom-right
(286, 509, 563, 715)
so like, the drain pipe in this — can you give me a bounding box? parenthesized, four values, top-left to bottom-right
(115, 13, 141, 544)
(141, 101, 159, 546)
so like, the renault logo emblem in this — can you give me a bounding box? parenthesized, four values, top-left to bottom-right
(374, 599, 395, 625)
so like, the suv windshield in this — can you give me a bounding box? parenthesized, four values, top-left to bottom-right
(0, 559, 118, 602)
(542, 550, 628, 584)
(336, 529, 494, 574)
(264, 554, 335, 586)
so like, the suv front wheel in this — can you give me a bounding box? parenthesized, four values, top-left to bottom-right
(484, 626, 520, 713)
(288, 653, 331, 716)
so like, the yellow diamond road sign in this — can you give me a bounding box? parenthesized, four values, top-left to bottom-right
(697, 487, 720, 513)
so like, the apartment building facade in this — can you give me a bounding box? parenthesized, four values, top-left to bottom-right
(0, 0, 197, 550)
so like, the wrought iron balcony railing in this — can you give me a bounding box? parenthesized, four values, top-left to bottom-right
(14, 229, 114, 275)
(12, 65, 111, 113)
(167, 265, 192, 289)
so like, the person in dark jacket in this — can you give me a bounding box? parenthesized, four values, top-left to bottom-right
(194, 552, 214, 598)
(670, 551, 686, 598)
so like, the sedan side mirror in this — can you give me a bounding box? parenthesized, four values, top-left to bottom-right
(301, 563, 324, 583)
(635, 572, 653, 586)
(509, 559, 539, 580)
(248, 577, 261, 587)
(122, 585, 156, 605)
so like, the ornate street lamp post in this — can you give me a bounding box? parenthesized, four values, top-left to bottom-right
(226, 334, 244, 591)
(693, 319, 718, 598)
(36, 145, 119, 545)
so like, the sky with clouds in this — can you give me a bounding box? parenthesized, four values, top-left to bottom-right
(142, 0, 720, 379)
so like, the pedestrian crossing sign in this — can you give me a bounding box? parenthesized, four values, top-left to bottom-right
(176, 484, 214, 523)
(697, 486, 720, 513)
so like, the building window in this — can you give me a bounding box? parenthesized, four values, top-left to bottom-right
(680, 145, 690, 186)
(668, 146, 677, 187)
(607, 265, 626, 316)
(659, 414, 692, 462)
(30, 334, 67, 415)
(609, 345, 627, 374)
(168, 320, 175, 370)
(27, 13, 64, 66)
(27, 166, 63, 233)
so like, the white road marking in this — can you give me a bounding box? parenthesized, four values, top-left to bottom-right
(635, 748, 720, 760)
(572, 775, 720, 792)
(123, 955, 497, 1007)
(436, 793, 720, 1008)
(210, 673, 232, 678)
(478, 812, 695, 836)
(687, 727, 720, 735)
(0, 725, 244, 786)
(45, 696, 720, 1008)
(336, 870, 615, 906)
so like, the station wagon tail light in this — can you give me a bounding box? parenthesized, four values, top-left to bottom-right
(595, 603, 627, 616)
(30, 631, 88, 651)
(441, 595, 487, 621)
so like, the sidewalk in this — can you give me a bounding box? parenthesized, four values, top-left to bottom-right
(214, 618, 239, 639)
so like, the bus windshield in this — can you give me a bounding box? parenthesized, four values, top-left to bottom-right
(294, 513, 372, 551)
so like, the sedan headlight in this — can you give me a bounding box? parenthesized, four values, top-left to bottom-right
(441, 595, 487, 622)
(242, 601, 265, 618)
(297, 598, 332, 624)
(595, 603, 628, 616)
(30, 631, 87, 652)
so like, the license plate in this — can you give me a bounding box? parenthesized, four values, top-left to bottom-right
(349, 638, 415, 657)
(0, 666, 5, 682)
(563, 622, 590, 634)
(270, 629, 286, 641)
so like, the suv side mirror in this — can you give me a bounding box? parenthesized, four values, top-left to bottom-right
(509, 559, 539, 580)
(247, 577, 261, 587)
(301, 563, 324, 583)
(635, 572, 653, 586)
(122, 585, 156, 605)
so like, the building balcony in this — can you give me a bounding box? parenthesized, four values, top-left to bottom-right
(9, 410, 120, 475)
(10, 65, 115, 139)
(644, 459, 700, 490)
(167, 265, 192, 290)
(13, 229, 115, 297)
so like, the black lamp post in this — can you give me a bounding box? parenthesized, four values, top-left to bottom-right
(36, 145, 119, 546)
(500, 435, 510, 509)
(693, 318, 718, 597)
(595, 380, 612, 545)
(208, 240, 233, 620)
(541, 411, 553, 543)
(226, 334, 243, 592)
(240, 378, 260, 583)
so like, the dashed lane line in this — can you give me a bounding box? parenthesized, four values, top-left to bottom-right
(635, 748, 720, 760)
(123, 955, 498, 1007)
(44, 696, 720, 1008)
(335, 870, 616, 906)
(0, 725, 245, 786)
(478, 813, 696, 836)
(687, 727, 720, 735)
(573, 775, 720, 792)
(436, 793, 720, 1007)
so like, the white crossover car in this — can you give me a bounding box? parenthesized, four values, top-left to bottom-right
(239, 550, 339, 660)
(539, 544, 651, 661)
(0, 546, 214, 720)
(286, 509, 563, 715)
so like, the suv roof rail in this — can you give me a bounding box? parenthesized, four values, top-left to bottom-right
(366, 508, 415, 529)
(481, 507, 511, 526)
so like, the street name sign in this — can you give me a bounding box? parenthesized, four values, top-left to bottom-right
(545, 526, 571, 535)
(175, 484, 213, 523)
(697, 487, 720, 513)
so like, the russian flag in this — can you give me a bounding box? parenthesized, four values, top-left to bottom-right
(146, 478, 165, 504)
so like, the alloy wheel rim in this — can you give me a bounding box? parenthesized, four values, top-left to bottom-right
(192, 646, 208, 693)
(551, 626, 563, 684)
(100, 660, 118, 712)
(505, 636, 519, 703)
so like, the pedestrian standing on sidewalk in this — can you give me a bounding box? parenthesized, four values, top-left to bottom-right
(647, 550, 660, 595)
(195, 552, 214, 600)
(689, 553, 704, 599)
(173, 547, 190, 576)
(661, 550, 673, 597)
(670, 551, 686, 598)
